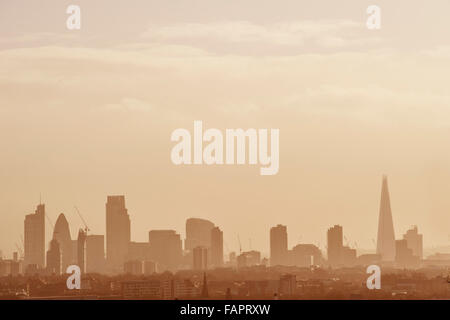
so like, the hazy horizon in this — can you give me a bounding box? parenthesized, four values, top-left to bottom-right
(1, 0, 450, 258)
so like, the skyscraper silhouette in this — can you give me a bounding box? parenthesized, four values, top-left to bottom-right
(403, 226, 423, 259)
(193, 246, 208, 270)
(327, 225, 343, 266)
(24, 203, 45, 269)
(376, 176, 396, 261)
(210, 227, 223, 267)
(86, 234, 106, 273)
(46, 239, 61, 275)
(270, 224, 288, 266)
(185, 218, 215, 252)
(77, 228, 87, 273)
(148, 230, 182, 272)
(106, 195, 131, 273)
(53, 213, 73, 271)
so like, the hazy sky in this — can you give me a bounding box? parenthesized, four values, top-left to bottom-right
(1, 0, 450, 258)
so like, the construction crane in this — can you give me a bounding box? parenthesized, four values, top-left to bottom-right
(45, 214, 54, 231)
(224, 241, 230, 255)
(74, 206, 90, 233)
(15, 243, 24, 259)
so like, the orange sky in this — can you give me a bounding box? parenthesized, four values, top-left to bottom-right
(1, 0, 450, 258)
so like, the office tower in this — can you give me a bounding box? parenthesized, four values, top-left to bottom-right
(376, 176, 396, 261)
(270, 224, 288, 266)
(395, 239, 417, 267)
(210, 227, 223, 267)
(86, 235, 106, 274)
(124, 260, 143, 275)
(128, 241, 151, 262)
(193, 246, 208, 270)
(77, 229, 87, 273)
(327, 225, 343, 267)
(185, 218, 215, 251)
(106, 195, 131, 273)
(341, 246, 357, 266)
(237, 250, 261, 268)
(46, 239, 61, 275)
(53, 213, 73, 271)
(149, 230, 182, 272)
(291, 244, 323, 267)
(24, 203, 45, 269)
(403, 226, 423, 259)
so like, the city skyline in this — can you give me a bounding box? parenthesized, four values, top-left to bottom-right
(2, 1, 450, 260)
(1, 175, 447, 262)
(2, 175, 444, 275)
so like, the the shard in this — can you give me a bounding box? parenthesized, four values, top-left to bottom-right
(376, 176, 396, 261)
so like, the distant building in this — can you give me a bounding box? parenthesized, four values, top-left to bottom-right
(86, 235, 105, 274)
(357, 254, 381, 266)
(423, 253, 450, 267)
(279, 274, 296, 296)
(327, 225, 343, 267)
(210, 227, 223, 268)
(193, 246, 208, 270)
(106, 195, 131, 273)
(124, 260, 143, 275)
(270, 224, 288, 266)
(53, 213, 73, 271)
(376, 176, 396, 261)
(122, 280, 162, 299)
(185, 218, 215, 252)
(46, 239, 61, 275)
(237, 251, 261, 268)
(395, 239, 418, 268)
(128, 241, 151, 262)
(0, 258, 22, 276)
(24, 203, 45, 269)
(77, 229, 87, 273)
(148, 230, 182, 272)
(171, 279, 199, 299)
(290, 244, 323, 267)
(403, 226, 423, 259)
(341, 246, 357, 266)
(122, 279, 199, 299)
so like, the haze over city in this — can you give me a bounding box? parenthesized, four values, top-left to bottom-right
(1, 0, 450, 259)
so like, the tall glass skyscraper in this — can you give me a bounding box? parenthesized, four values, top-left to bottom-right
(376, 176, 396, 261)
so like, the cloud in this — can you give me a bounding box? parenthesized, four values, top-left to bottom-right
(104, 98, 154, 112)
(1, 43, 450, 128)
(142, 20, 382, 49)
